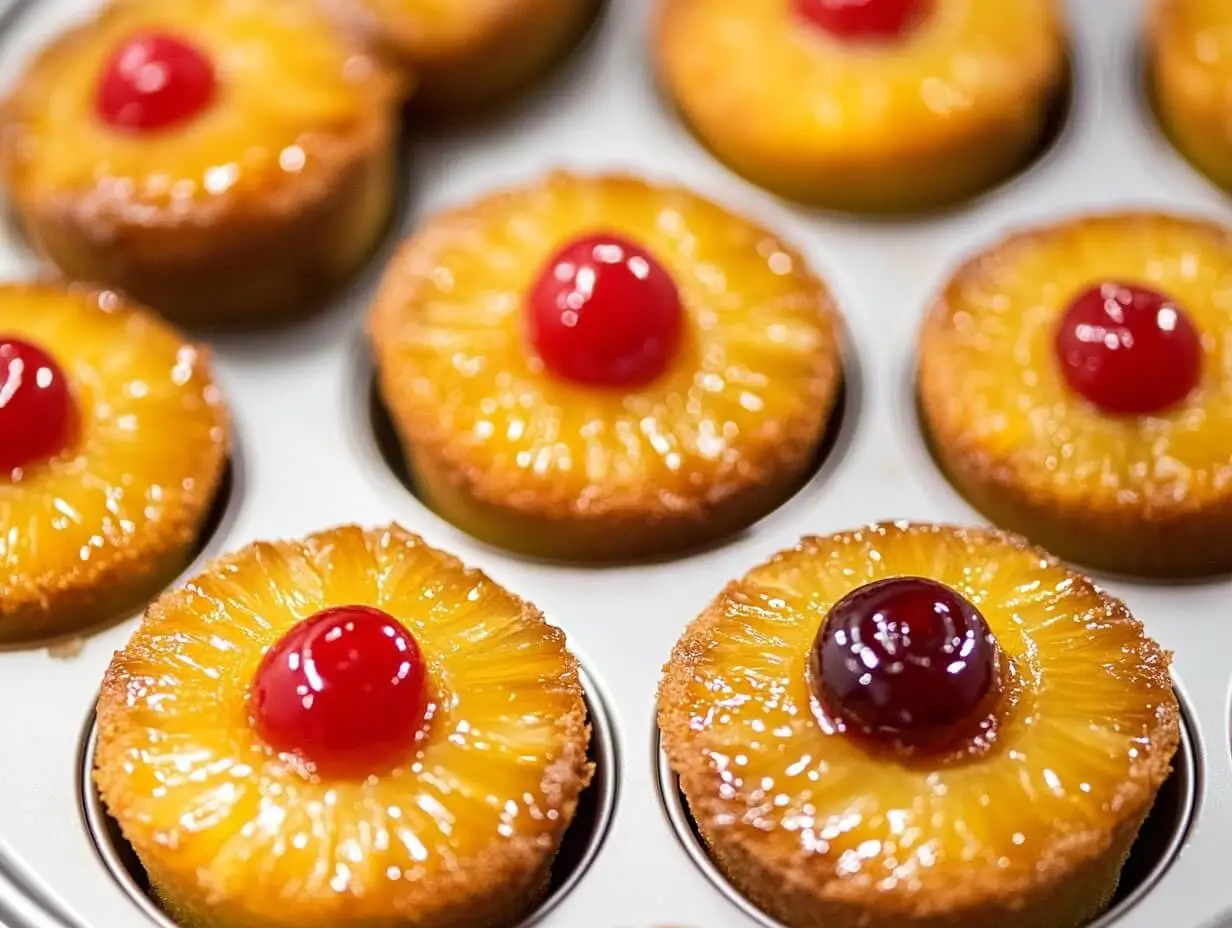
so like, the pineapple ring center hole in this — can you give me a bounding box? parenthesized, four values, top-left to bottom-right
(78, 661, 619, 928)
(359, 340, 861, 565)
(654, 688, 1199, 928)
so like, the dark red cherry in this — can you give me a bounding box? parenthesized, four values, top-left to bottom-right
(794, 0, 931, 40)
(1055, 282, 1202, 416)
(250, 606, 428, 775)
(0, 337, 75, 475)
(810, 577, 998, 747)
(527, 232, 684, 388)
(96, 32, 217, 132)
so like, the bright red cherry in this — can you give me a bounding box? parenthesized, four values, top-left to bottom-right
(527, 232, 684, 388)
(0, 337, 75, 475)
(794, 0, 932, 40)
(96, 32, 217, 132)
(250, 606, 428, 775)
(1055, 282, 1203, 416)
(811, 577, 999, 748)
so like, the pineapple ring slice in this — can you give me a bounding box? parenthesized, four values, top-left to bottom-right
(0, 0, 404, 326)
(659, 522, 1180, 928)
(0, 283, 228, 645)
(368, 172, 844, 562)
(918, 212, 1232, 578)
(340, 0, 599, 111)
(653, 0, 1068, 213)
(95, 524, 592, 928)
(1148, 0, 1232, 193)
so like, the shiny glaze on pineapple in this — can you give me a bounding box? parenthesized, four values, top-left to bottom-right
(661, 524, 1176, 893)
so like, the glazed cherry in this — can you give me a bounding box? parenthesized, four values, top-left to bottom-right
(96, 32, 217, 132)
(794, 0, 931, 40)
(250, 606, 428, 775)
(1055, 282, 1203, 416)
(527, 232, 684, 388)
(810, 577, 999, 747)
(0, 337, 75, 475)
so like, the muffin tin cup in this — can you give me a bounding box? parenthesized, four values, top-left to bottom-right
(0, 0, 1230, 927)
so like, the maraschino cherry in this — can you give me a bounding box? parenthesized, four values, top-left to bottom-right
(794, 0, 931, 41)
(0, 337, 75, 475)
(250, 606, 428, 775)
(811, 577, 999, 748)
(1055, 282, 1203, 416)
(527, 232, 684, 388)
(96, 32, 217, 132)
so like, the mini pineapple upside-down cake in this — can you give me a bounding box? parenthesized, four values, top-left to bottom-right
(0, 0, 405, 327)
(336, 0, 600, 113)
(369, 172, 844, 562)
(94, 523, 593, 928)
(659, 522, 1180, 928)
(0, 282, 228, 646)
(1147, 0, 1232, 194)
(653, 0, 1069, 213)
(918, 211, 1232, 578)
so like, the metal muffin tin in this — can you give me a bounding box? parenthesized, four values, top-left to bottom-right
(0, 0, 1227, 925)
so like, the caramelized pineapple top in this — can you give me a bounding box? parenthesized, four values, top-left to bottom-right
(0, 284, 226, 621)
(369, 172, 841, 520)
(656, 0, 1066, 153)
(0, 0, 402, 219)
(919, 213, 1232, 513)
(95, 524, 591, 927)
(659, 523, 1178, 912)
